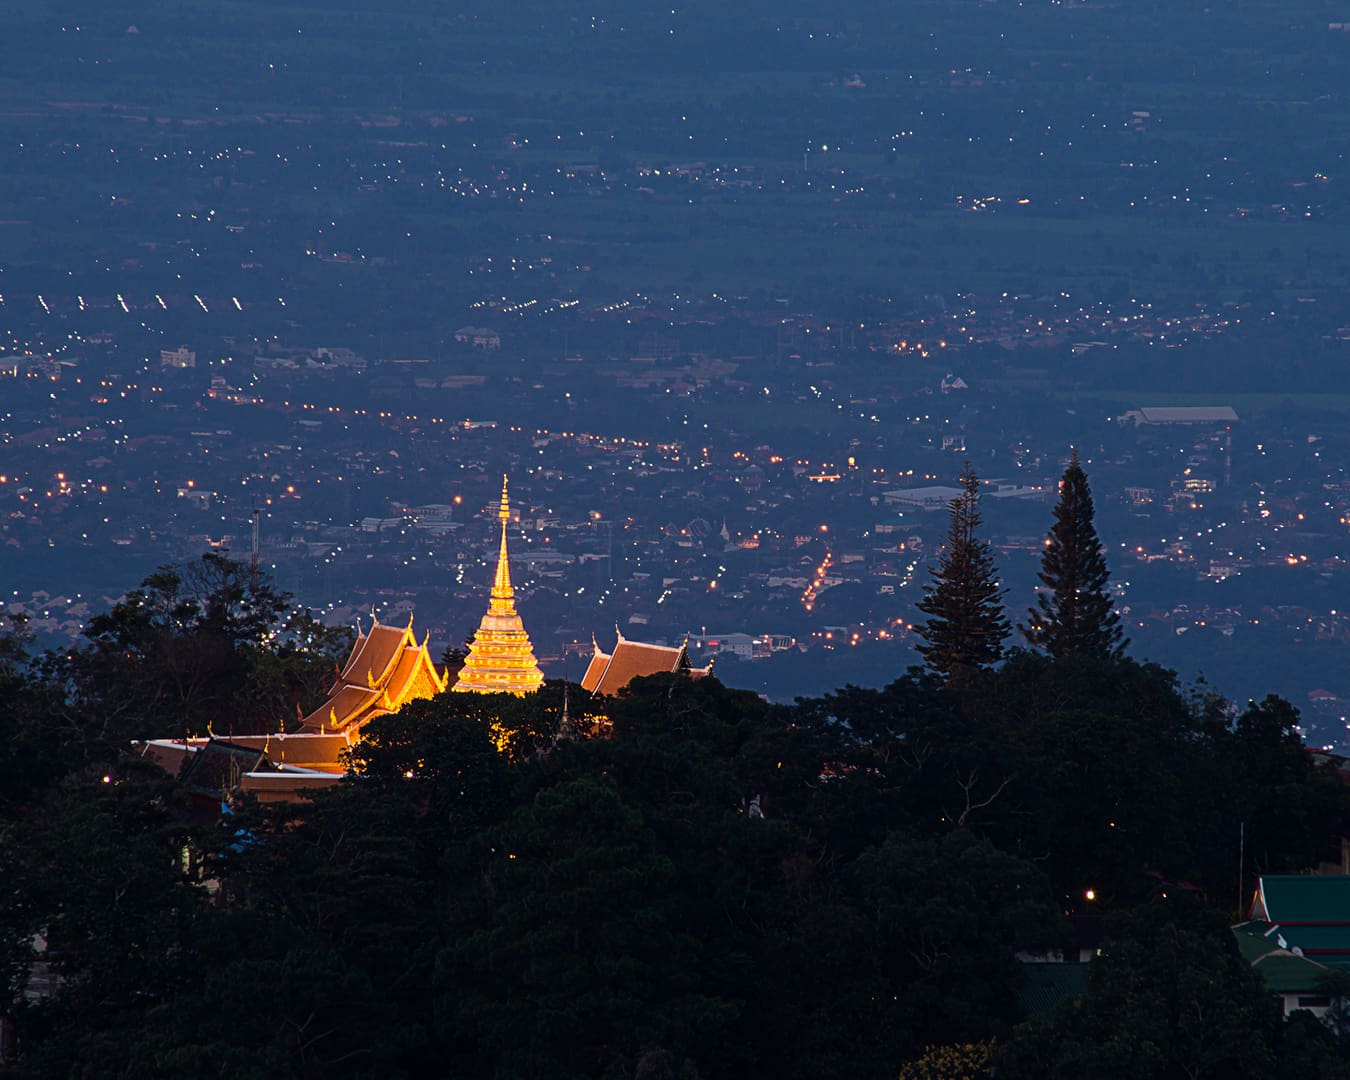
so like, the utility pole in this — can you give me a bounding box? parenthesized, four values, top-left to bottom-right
(1237, 820, 1246, 920)
(251, 501, 261, 593)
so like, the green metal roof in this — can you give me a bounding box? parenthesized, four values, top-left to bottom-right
(1231, 925, 1333, 994)
(1233, 924, 1282, 962)
(1237, 921, 1350, 956)
(1253, 875, 1350, 923)
(1251, 952, 1329, 994)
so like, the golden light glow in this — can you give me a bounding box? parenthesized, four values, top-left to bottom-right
(453, 475, 545, 696)
(299, 615, 448, 735)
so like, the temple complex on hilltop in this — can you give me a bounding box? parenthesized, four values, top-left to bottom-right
(452, 476, 545, 695)
(581, 628, 711, 697)
(136, 614, 448, 802)
(133, 477, 723, 805)
(137, 474, 545, 803)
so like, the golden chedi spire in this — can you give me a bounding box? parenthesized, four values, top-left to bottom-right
(453, 475, 545, 695)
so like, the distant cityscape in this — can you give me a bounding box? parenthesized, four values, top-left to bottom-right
(5, 0, 1350, 745)
(5, 312, 1350, 750)
(13, 4, 1350, 1077)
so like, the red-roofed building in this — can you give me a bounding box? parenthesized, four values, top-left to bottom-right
(581, 628, 711, 697)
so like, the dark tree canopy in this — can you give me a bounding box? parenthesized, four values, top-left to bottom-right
(915, 463, 1010, 685)
(3, 558, 1350, 1079)
(998, 893, 1282, 1080)
(62, 552, 352, 745)
(1022, 452, 1126, 660)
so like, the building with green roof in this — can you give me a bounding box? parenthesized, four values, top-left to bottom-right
(1247, 874, 1350, 969)
(1252, 875, 1350, 924)
(1232, 923, 1336, 1018)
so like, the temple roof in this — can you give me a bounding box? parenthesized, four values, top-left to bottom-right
(137, 738, 197, 777)
(135, 729, 360, 804)
(137, 730, 361, 777)
(178, 740, 268, 799)
(1251, 874, 1350, 924)
(336, 620, 411, 688)
(239, 770, 345, 803)
(138, 613, 447, 804)
(299, 613, 448, 733)
(581, 628, 711, 697)
(453, 475, 544, 695)
(579, 649, 610, 692)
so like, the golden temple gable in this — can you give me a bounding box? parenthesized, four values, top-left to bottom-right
(298, 612, 448, 733)
(581, 628, 711, 697)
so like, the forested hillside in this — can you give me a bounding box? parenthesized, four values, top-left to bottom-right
(3, 582, 1349, 1077)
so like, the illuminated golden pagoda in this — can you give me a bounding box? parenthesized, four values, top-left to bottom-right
(452, 475, 545, 695)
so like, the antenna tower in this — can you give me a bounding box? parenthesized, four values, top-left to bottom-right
(251, 502, 261, 593)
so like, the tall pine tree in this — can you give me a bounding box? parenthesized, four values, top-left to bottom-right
(1022, 450, 1126, 659)
(915, 463, 1009, 685)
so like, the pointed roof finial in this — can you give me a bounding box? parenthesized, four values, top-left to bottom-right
(556, 679, 577, 744)
(489, 474, 516, 607)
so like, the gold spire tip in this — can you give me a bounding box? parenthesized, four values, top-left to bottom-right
(499, 474, 511, 523)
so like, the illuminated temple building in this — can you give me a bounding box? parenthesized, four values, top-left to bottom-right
(581, 628, 711, 697)
(137, 475, 545, 803)
(137, 614, 448, 802)
(452, 476, 545, 695)
(298, 614, 449, 733)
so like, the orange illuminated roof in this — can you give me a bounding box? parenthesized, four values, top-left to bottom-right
(137, 615, 447, 805)
(336, 622, 414, 690)
(579, 648, 610, 692)
(136, 739, 198, 776)
(299, 614, 448, 734)
(582, 631, 710, 697)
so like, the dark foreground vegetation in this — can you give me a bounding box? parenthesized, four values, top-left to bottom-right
(3, 571, 1350, 1077)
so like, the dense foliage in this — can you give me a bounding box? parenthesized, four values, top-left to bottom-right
(1022, 451, 1126, 660)
(3, 573, 1350, 1077)
(915, 464, 1010, 686)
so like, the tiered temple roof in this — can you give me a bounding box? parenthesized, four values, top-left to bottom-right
(298, 614, 447, 733)
(581, 628, 711, 697)
(136, 613, 447, 803)
(452, 476, 545, 695)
